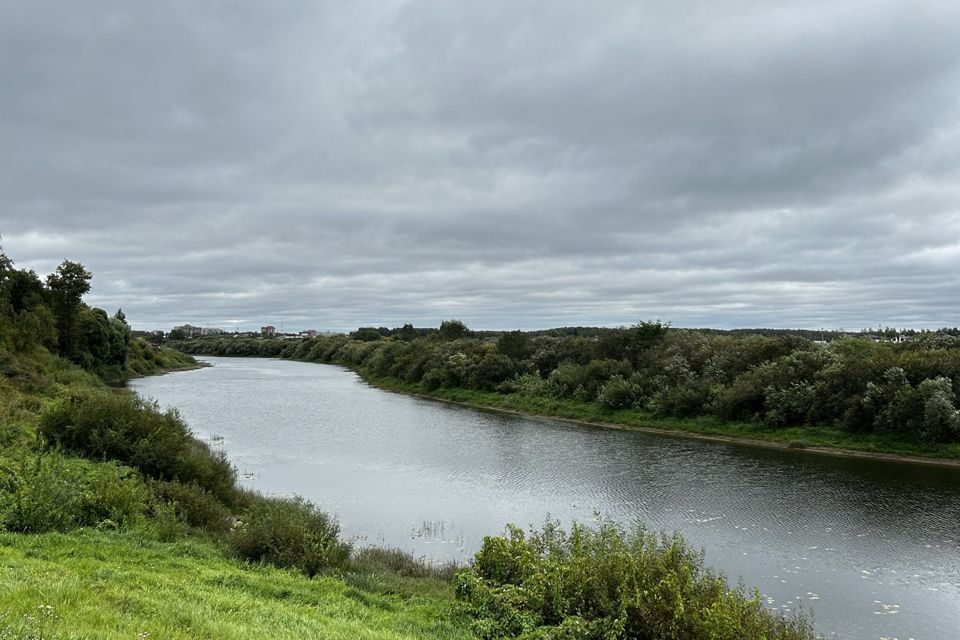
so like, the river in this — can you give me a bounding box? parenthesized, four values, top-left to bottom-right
(131, 356, 960, 640)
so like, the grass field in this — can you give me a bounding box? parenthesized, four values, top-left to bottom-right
(0, 530, 470, 640)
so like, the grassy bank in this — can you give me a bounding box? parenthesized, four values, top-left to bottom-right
(0, 251, 820, 638)
(0, 346, 471, 640)
(0, 530, 467, 640)
(0, 352, 819, 640)
(362, 374, 960, 464)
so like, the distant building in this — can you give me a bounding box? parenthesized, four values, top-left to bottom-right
(261, 325, 276, 337)
(172, 324, 222, 338)
(299, 330, 319, 338)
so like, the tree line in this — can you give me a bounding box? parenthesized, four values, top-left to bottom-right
(0, 250, 136, 382)
(175, 319, 960, 445)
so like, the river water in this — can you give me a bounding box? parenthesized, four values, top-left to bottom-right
(131, 356, 960, 640)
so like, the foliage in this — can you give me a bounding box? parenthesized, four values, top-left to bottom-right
(230, 496, 351, 577)
(438, 319, 472, 341)
(38, 390, 237, 504)
(596, 375, 636, 409)
(151, 479, 233, 533)
(0, 249, 162, 382)
(455, 520, 816, 640)
(175, 319, 960, 449)
(0, 453, 147, 533)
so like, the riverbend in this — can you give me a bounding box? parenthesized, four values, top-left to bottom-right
(133, 356, 960, 640)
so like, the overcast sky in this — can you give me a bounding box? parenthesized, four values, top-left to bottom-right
(1, 1, 959, 332)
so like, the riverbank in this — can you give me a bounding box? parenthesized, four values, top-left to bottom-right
(358, 372, 960, 468)
(171, 330, 960, 466)
(122, 358, 209, 382)
(2, 348, 820, 640)
(0, 346, 470, 640)
(135, 354, 960, 639)
(0, 530, 467, 640)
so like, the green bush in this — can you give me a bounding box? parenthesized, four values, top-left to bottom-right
(455, 520, 816, 640)
(151, 499, 189, 542)
(653, 378, 715, 418)
(39, 390, 237, 505)
(151, 480, 233, 533)
(80, 462, 149, 527)
(230, 496, 350, 577)
(597, 375, 636, 410)
(763, 382, 816, 427)
(1, 453, 82, 532)
(1, 453, 147, 533)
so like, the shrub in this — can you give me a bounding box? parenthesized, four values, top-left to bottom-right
(1, 452, 83, 532)
(39, 390, 237, 505)
(230, 496, 350, 577)
(597, 375, 635, 410)
(455, 520, 816, 640)
(152, 499, 188, 542)
(151, 480, 232, 533)
(1, 453, 147, 532)
(472, 352, 517, 390)
(763, 382, 816, 427)
(80, 462, 149, 527)
(918, 377, 960, 443)
(499, 373, 552, 396)
(653, 377, 715, 418)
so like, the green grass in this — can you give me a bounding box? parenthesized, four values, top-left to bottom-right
(0, 530, 470, 640)
(0, 346, 469, 639)
(363, 375, 960, 462)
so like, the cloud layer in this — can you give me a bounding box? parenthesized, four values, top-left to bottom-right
(2, 1, 959, 331)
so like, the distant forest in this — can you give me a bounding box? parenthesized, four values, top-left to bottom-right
(174, 319, 960, 445)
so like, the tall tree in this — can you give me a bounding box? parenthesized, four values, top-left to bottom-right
(46, 260, 92, 357)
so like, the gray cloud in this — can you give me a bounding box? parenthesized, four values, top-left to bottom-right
(2, 0, 959, 331)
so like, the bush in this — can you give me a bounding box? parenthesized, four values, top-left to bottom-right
(763, 382, 816, 427)
(499, 373, 552, 396)
(918, 377, 960, 443)
(455, 520, 816, 640)
(151, 480, 232, 533)
(152, 499, 188, 542)
(1, 453, 147, 533)
(230, 496, 350, 577)
(597, 375, 635, 410)
(653, 378, 715, 418)
(81, 462, 150, 527)
(39, 390, 237, 505)
(1, 453, 82, 532)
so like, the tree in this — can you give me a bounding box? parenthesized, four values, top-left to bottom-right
(350, 327, 384, 342)
(46, 260, 91, 305)
(0, 248, 14, 326)
(398, 323, 417, 342)
(438, 319, 471, 341)
(46, 260, 92, 357)
(497, 330, 532, 361)
(597, 321, 668, 369)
